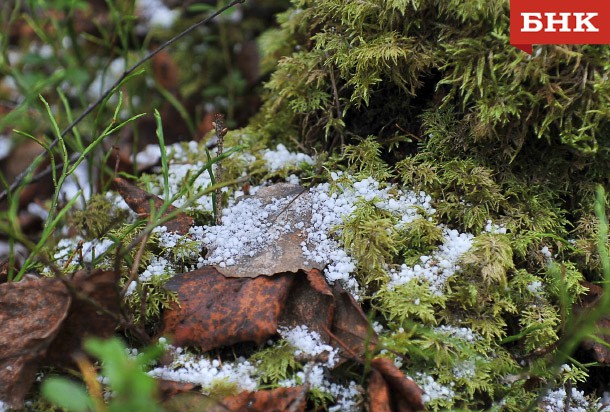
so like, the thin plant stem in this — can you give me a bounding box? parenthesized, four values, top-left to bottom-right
(0, 0, 246, 203)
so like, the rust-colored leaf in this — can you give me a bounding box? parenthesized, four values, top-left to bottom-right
(163, 392, 215, 412)
(211, 184, 325, 278)
(160, 266, 294, 351)
(331, 283, 378, 358)
(0, 140, 53, 211)
(0, 276, 71, 408)
(208, 387, 306, 412)
(198, 111, 215, 139)
(280, 269, 334, 342)
(368, 369, 393, 412)
(152, 49, 180, 94)
(113, 177, 193, 235)
(45, 270, 121, 368)
(158, 379, 198, 401)
(371, 357, 425, 411)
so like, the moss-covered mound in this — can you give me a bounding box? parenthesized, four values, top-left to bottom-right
(230, 0, 610, 410)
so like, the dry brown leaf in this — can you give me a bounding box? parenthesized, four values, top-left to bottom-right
(113, 177, 193, 235)
(207, 387, 307, 412)
(45, 270, 121, 368)
(371, 357, 425, 411)
(368, 369, 393, 412)
(212, 184, 324, 278)
(280, 269, 334, 343)
(158, 379, 198, 401)
(160, 266, 293, 350)
(152, 49, 180, 94)
(0, 276, 71, 408)
(163, 392, 215, 412)
(331, 283, 378, 358)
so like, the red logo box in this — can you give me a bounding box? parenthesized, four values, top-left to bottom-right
(510, 0, 610, 54)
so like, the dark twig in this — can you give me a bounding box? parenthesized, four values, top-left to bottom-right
(0, 0, 246, 203)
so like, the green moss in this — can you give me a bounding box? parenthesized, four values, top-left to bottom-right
(68, 194, 130, 239)
(250, 341, 300, 385)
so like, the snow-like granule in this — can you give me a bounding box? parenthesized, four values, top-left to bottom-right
(434, 325, 480, 343)
(0, 240, 28, 264)
(53, 237, 115, 266)
(541, 245, 554, 262)
(275, 327, 362, 408)
(0, 135, 12, 160)
(279, 325, 339, 367)
(197, 174, 447, 294)
(148, 348, 258, 392)
(87, 58, 125, 101)
(327, 381, 362, 412)
(527, 280, 544, 295)
(133, 144, 162, 168)
(540, 387, 589, 412)
(416, 373, 455, 404)
(202, 194, 296, 267)
(138, 256, 171, 282)
(263, 144, 314, 171)
(27, 202, 49, 220)
(60, 161, 92, 207)
(387, 228, 474, 295)
(156, 162, 214, 210)
(136, 0, 178, 29)
(167, 141, 200, 163)
(279, 364, 363, 411)
(452, 359, 476, 379)
(484, 220, 507, 234)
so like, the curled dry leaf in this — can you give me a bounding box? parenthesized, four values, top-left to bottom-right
(207, 387, 306, 412)
(158, 379, 198, 401)
(331, 283, 378, 358)
(368, 369, 393, 412)
(152, 49, 180, 94)
(113, 177, 193, 235)
(279, 269, 334, 342)
(211, 184, 325, 278)
(44, 270, 121, 368)
(0, 276, 71, 408)
(371, 357, 425, 411)
(160, 266, 293, 350)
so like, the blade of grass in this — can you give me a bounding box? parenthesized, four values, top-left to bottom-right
(153, 109, 170, 203)
(0, 0, 246, 203)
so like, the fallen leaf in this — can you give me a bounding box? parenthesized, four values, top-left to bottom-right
(331, 283, 378, 358)
(368, 369, 393, 412)
(280, 269, 334, 342)
(163, 392, 215, 412)
(0, 275, 71, 408)
(158, 379, 198, 401)
(160, 266, 293, 350)
(44, 270, 121, 368)
(207, 387, 307, 412)
(212, 184, 324, 278)
(371, 357, 425, 411)
(152, 49, 180, 94)
(113, 177, 193, 235)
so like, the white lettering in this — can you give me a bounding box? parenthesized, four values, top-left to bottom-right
(521, 13, 543, 32)
(573, 12, 599, 32)
(545, 13, 571, 32)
